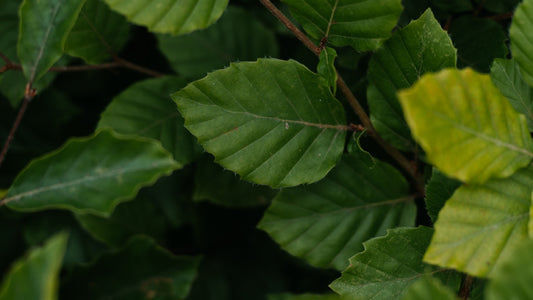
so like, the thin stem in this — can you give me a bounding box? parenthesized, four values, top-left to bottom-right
(259, 0, 425, 194)
(458, 274, 475, 299)
(0, 83, 36, 168)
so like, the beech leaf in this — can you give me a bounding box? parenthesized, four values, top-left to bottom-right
(104, 0, 228, 35)
(282, 0, 403, 51)
(423, 166, 533, 277)
(330, 226, 461, 299)
(398, 68, 533, 184)
(258, 152, 415, 270)
(368, 9, 456, 151)
(401, 277, 457, 300)
(18, 0, 86, 82)
(172, 58, 346, 188)
(510, 0, 533, 87)
(0, 232, 68, 300)
(2, 130, 180, 216)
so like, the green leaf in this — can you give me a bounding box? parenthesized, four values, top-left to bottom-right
(449, 16, 507, 73)
(490, 58, 533, 131)
(104, 0, 228, 35)
(401, 277, 458, 300)
(486, 239, 533, 300)
(423, 166, 533, 277)
(258, 152, 416, 270)
(425, 168, 462, 223)
(330, 226, 461, 299)
(60, 236, 201, 300)
(368, 9, 456, 151)
(172, 58, 347, 188)
(65, 0, 130, 64)
(317, 47, 337, 94)
(194, 157, 276, 207)
(2, 130, 180, 216)
(75, 195, 167, 247)
(510, 0, 533, 87)
(18, 0, 86, 82)
(0, 232, 68, 300)
(98, 76, 202, 165)
(398, 68, 533, 184)
(157, 6, 279, 79)
(283, 0, 403, 51)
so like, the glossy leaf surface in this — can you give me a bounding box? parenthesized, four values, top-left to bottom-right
(490, 58, 533, 131)
(104, 0, 228, 35)
(157, 6, 279, 79)
(3, 130, 180, 216)
(18, 0, 85, 82)
(0, 232, 67, 300)
(61, 236, 201, 300)
(98, 76, 202, 165)
(424, 166, 533, 277)
(330, 227, 461, 299)
(368, 9, 456, 151)
(65, 0, 130, 64)
(398, 68, 533, 184)
(172, 58, 346, 188)
(258, 152, 415, 270)
(510, 0, 533, 87)
(283, 0, 403, 51)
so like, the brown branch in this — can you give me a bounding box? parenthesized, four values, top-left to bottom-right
(458, 274, 475, 299)
(0, 83, 36, 169)
(259, 0, 425, 194)
(487, 11, 514, 21)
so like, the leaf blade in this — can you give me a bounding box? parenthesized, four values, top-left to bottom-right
(510, 0, 533, 87)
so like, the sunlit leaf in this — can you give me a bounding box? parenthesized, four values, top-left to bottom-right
(490, 58, 533, 131)
(60, 236, 201, 300)
(65, 0, 130, 64)
(104, 0, 228, 35)
(157, 6, 279, 79)
(98, 76, 202, 165)
(330, 226, 461, 299)
(18, 0, 86, 82)
(398, 68, 533, 184)
(486, 239, 533, 300)
(3, 130, 180, 216)
(172, 58, 346, 188)
(423, 166, 533, 277)
(283, 0, 403, 51)
(368, 9, 456, 151)
(258, 152, 415, 270)
(0, 232, 68, 300)
(510, 0, 533, 87)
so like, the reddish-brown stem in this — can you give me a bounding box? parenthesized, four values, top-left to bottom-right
(259, 0, 425, 194)
(458, 274, 475, 299)
(487, 11, 514, 21)
(0, 83, 35, 168)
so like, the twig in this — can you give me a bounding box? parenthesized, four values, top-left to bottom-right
(458, 274, 475, 299)
(0, 83, 36, 168)
(487, 11, 514, 21)
(259, 0, 425, 194)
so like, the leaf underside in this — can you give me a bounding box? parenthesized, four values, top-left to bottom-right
(172, 58, 346, 188)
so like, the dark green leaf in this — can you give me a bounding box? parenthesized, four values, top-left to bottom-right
(477, 0, 520, 13)
(104, 0, 229, 35)
(194, 157, 276, 207)
(65, 0, 130, 64)
(98, 76, 202, 165)
(330, 226, 461, 299)
(18, 0, 86, 82)
(0, 232, 68, 300)
(424, 166, 533, 277)
(3, 130, 180, 216)
(283, 0, 403, 51)
(268, 293, 340, 300)
(449, 16, 507, 73)
(172, 58, 347, 188)
(368, 9, 456, 151)
(157, 6, 279, 79)
(430, 0, 473, 12)
(398, 68, 533, 184)
(490, 58, 533, 131)
(258, 152, 416, 270)
(425, 168, 462, 223)
(61, 236, 201, 300)
(401, 276, 457, 300)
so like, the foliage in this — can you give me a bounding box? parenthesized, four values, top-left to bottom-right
(1, 0, 532, 299)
